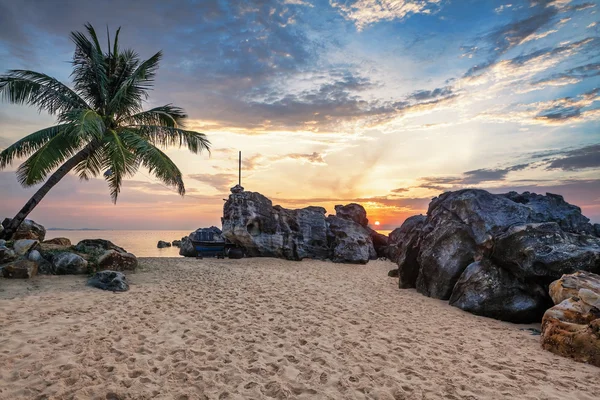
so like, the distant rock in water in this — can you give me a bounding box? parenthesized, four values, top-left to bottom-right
(172, 240, 182, 247)
(389, 189, 600, 322)
(157, 240, 171, 248)
(88, 270, 129, 292)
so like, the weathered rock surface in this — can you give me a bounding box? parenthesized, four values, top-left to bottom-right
(74, 239, 126, 254)
(541, 271, 600, 367)
(2, 259, 38, 279)
(449, 260, 551, 323)
(157, 240, 171, 248)
(0, 245, 17, 264)
(335, 203, 368, 227)
(388, 215, 426, 288)
(43, 237, 71, 246)
(88, 270, 129, 292)
(97, 250, 138, 271)
(172, 240, 182, 247)
(1, 218, 46, 241)
(13, 239, 39, 256)
(179, 236, 196, 257)
(493, 223, 600, 284)
(549, 271, 600, 305)
(51, 252, 89, 275)
(326, 215, 375, 264)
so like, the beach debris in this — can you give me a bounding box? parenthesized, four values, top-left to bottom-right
(1, 218, 46, 241)
(2, 259, 38, 279)
(390, 189, 600, 322)
(13, 239, 39, 256)
(96, 249, 138, 272)
(88, 270, 129, 292)
(157, 240, 171, 248)
(449, 260, 551, 323)
(42, 237, 71, 246)
(541, 271, 600, 367)
(51, 252, 89, 275)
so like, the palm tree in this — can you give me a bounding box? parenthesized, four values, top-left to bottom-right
(0, 24, 210, 240)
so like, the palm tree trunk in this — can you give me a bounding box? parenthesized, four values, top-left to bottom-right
(1, 143, 100, 240)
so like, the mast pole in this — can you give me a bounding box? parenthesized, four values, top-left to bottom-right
(239, 151, 241, 186)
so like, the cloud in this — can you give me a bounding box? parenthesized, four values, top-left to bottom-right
(546, 144, 600, 171)
(273, 152, 327, 165)
(188, 173, 237, 192)
(330, 0, 442, 30)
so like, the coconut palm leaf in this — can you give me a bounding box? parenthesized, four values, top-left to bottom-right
(0, 125, 73, 169)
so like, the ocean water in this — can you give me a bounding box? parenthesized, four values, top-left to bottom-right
(45, 230, 192, 257)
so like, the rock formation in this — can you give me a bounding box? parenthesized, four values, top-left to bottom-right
(390, 189, 600, 322)
(220, 187, 382, 263)
(1, 259, 38, 279)
(541, 271, 600, 367)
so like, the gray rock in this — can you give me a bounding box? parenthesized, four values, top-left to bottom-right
(74, 239, 127, 254)
(366, 227, 389, 258)
(222, 190, 330, 261)
(0, 245, 17, 264)
(449, 260, 551, 323)
(2, 259, 38, 279)
(172, 240, 182, 247)
(492, 222, 600, 285)
(88, 270, 129, 292)
(13, 239, 39, 256)
(335, 203, 368, 227)
(97, 250, 138, 271)
(157, 240, 171, 248)
(594, 223, 600, 237)
(0, 239, 5, 247)
(1, 218, 46, 241)
(28, 249, 42, 262)
(388, 215, 426, 288)
(51, 252, 89, 275)
(179, 236, 196, 257)
(326, 215, 375, 264)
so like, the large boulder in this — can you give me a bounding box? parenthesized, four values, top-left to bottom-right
(51, 252, 89, 275)
(326, 215, 375, 264)
(222, 190, 330, 261)
(13, 239, 39, 256)
(549, 271, 600, 305)
(366, 227, 389, 258)
(96, 250, 138, 271)
(43, 237, 71, 246)
(334, 203, 368, 227)
(1, 218, 46, 241)
(88, 270, 129, 292)
(492, 223, 600, 285)
(179, 236, 196, 257)
(74, 239, 127, 254)
(389, 215, 426, 288)
(541, 272, 600, 367)
(449, 260, 551, 323)
(2, 259, 38, 279)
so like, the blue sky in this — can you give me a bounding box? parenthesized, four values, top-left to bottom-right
(0, 0, 599, 230)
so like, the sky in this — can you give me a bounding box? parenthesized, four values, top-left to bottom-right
(0, 0, 599, 231)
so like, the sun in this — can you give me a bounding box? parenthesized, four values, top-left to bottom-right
(374, 221, 380, 226)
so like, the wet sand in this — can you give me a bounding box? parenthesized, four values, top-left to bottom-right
(0, 258, 599, 399)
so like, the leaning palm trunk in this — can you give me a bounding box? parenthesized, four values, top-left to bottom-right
(0, 24, 210, 240)
(0, 143, 99, 240)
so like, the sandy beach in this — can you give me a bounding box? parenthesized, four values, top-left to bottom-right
(1, 258, 599, 400)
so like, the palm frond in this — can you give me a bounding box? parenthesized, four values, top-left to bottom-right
(120, 105, 187, 128)
(70, 25, 108, 111)
(130, 125, 211, 154)
(0, 70, 89, 114)
(0, 124, 73, 169)
(73, 143, 104, 180)
(120, 130, 185, 195)
(102, 129, 138, 202)
(59, 108, 105, 140)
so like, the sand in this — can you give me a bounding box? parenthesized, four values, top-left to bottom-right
(1, 258, 599, 400)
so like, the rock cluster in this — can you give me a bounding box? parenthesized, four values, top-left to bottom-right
(390, 189, 600, 322)
(218, 188, 382, 264)
(0, 220, 138, 279)
(541, 271, 600, 367)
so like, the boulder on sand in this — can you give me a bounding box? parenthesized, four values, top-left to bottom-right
(74, 239, 126, 254)
(1, 218, 46, 241)
(0, 245, 17, 264)
(541, 271, 600, 367)
(326, 215, 375, 264)
(43, 237, 71, 246)
(51, 252, 89, 275)
(13, 239, 39, 256)
(179, 236, 196, 257)
(2, 259, 38, 279)
(88, 270, 129, 292)
(96, 250, 138, 271)
(387, 215, 426, 288)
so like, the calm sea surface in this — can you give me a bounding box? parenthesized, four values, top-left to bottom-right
(46, 228, 395, 258)
(45, 230, 192, 257)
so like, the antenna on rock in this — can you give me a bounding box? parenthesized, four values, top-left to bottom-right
(238, 151, 242, 186)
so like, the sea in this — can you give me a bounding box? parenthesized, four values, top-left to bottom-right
(46, 228, 395, 258)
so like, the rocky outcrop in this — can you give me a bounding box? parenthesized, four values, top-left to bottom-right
(334, 204, 368, 227)
(51, 252, 89, 275)
(390, 189, 600, 322)
(157, 240, 171, 248)
(1, 218, 46, 241)
(2, 259, 38, 279)
(88, 270, 129, 292)
(96, 250, 138, 272)
(326, 215, 374, 264)
(541, 271, 600, 367)
(449, 260, 551, 323)
(367, 228, 389, 258)
(43, 237, 71, 246)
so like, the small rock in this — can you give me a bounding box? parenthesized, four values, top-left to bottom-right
(96, 250, 138, 271)
(549, 271, 600, 305)
(2, 259, 38, 279)
(43, 237, 71, 246)
(0, 245, 17, 264)
(52, 252, 89, 275)
(88, 270, 129, 292)
(388, 269, 399, 277)
(172, 240, 182, 247)
(13, 239, 39, 256)
(28, 249, 42, 262)
(157, 240, 171, 248)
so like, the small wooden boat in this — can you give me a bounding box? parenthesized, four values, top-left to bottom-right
(190, 229, 237, 259)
